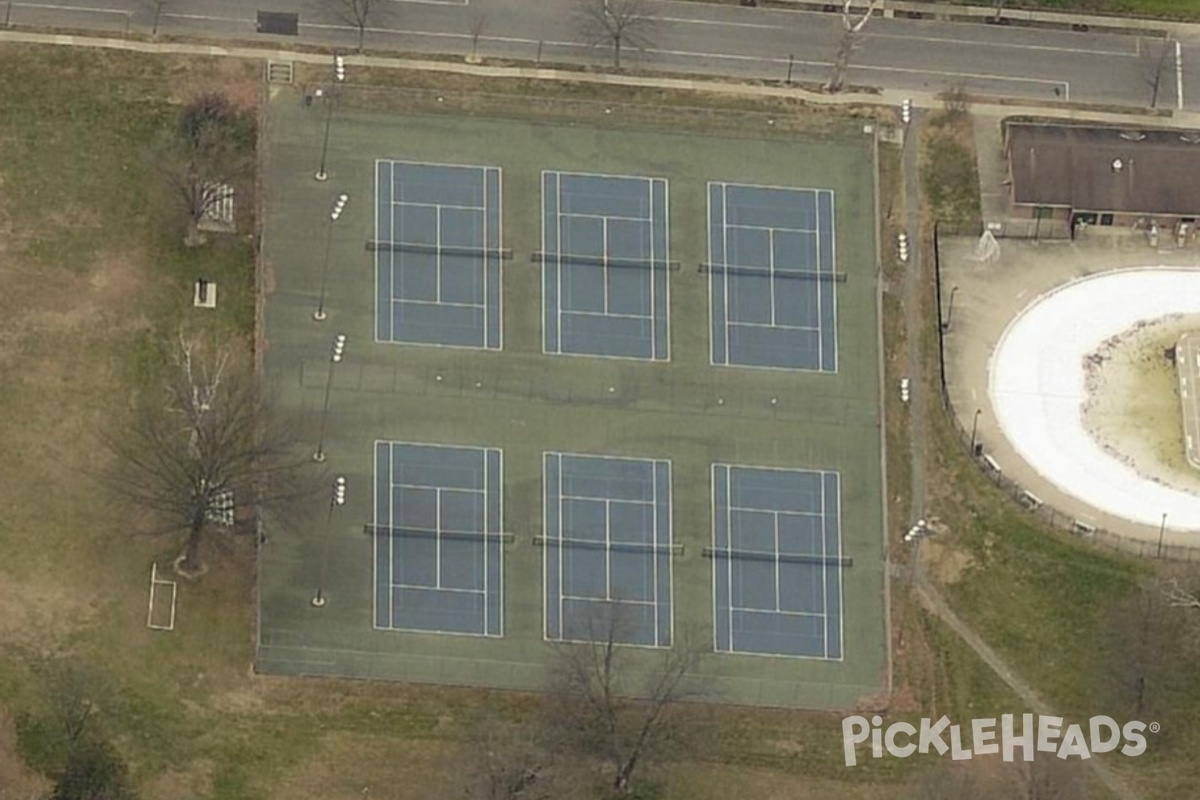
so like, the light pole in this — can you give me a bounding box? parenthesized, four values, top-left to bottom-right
(970, 408, 982, 455)
(314, 193, 349, 321)
(312, 476, 347, 607)
(942, 285, 959, 331)
(313, 334, 347, 463)
(315, 54, 346, 182)
(1158, 513, 1167, 558)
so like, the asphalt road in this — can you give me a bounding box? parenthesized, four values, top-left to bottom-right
(2, 0, 1194, 110)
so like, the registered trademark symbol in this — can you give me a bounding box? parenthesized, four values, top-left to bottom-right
(1149, 722, 1161, 734)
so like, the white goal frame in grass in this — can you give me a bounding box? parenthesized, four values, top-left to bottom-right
(146, 562, 178, 632)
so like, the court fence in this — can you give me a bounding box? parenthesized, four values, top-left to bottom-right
(931, 222, 1200, 563)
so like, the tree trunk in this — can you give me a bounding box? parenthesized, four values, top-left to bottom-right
(613, 754, 638, 795)
(826, 30, 854, 92)
(184, 218, 206, 247)
(358, 23, 366, 54)
(613, 34, 622, 69)
(182, 511, 205, 573)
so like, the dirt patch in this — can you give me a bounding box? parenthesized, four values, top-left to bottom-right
(1080, 314, 1200, 494)
(920, 540, 975, 586)
(164, 57, 261, 113)
(140, 759, 215, 800)
(0, 578, 101, 651)
(268, 734, 449, 800)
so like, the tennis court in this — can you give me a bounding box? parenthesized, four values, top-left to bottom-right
(711, 464, 844, 659)
(260, 91, 886, 709)
(373, 441, 503, 636)
(544, 453, 673, 647)
(542, 171, 670, 361)
(708, 183, 838, 372)
(375, 160, 503, 349)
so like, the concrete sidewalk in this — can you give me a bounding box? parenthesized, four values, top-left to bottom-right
(4, 28, 1200, 130)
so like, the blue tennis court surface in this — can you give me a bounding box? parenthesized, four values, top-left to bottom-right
(709, 183, 837, 371)
(543, 172, 670, 361)
(374, 442, 503, 636)
(544, 453, 673, 647)
(375, 160, 502, 349)
(712, 464, 843, 659)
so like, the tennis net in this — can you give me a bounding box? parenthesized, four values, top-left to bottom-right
(532, 252, 681, 271)
(703, 546, 851, 567)
(367, 240, 513, 259)
(698, 262, 847, 282)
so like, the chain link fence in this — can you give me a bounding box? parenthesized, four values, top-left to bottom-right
(932, 223, 1200, 563)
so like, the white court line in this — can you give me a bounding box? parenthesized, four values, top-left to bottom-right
(493, 168, 504, 352)
(565, 310, 653, 321)
(556, 173, 565, 354)
(1177, 40, 1185, 111)
(562, 492, 654, 505)
(825, 189, 839, 374)
(722, 184, 732, 366)
(728, 605, 824, 618)
(815, 192, 824, 371)
(731, 223, 820, 234)
(393, 298, 485, 309)
(392, 583, 486, 595)
(392, 200, 486, 212)
(728, 503, 824, 517)
(661, 180, 672, 362)
(557, 455, 565, 639)
(560, 212, 652, 222)
(732, 320, 821, 332)
(602, 218, 611, 314)
(561, 594, 656, 606)
(768, 229, 777, 326)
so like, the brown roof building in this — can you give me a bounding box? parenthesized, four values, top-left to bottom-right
(1004, 122, 1200, 232)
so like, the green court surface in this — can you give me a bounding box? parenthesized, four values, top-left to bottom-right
(257, 85, 887, 709)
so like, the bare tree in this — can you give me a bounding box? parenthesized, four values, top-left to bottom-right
(453, 712, 561, 800)
(143, 0, 171, 36)
(545, 607, 707, 797)
(330, 0, 374, 53)
(825, 0, 880, 93)
(467, 11, 487, 64)
(148, 91, 255, 246)
(1103, 576, 1191, 720)
(101, 334, 312, 576)
(577, 0, 656, 71)
(1140, 37, 1173, 108)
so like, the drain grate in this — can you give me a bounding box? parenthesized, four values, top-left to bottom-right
(266, 61, 294, 84)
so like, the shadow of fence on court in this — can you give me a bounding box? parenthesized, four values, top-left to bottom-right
(931, 221, 1200, 563)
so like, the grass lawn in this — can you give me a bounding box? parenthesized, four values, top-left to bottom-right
(0, 40, 1172, 800)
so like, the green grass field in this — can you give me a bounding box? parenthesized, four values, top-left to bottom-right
(257, 85, 888, 709)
